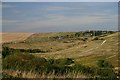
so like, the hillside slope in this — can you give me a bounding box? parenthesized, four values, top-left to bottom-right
(1, 33, 33, 43)
(3, 32, 118, 67)
(34, 33, 118, 67)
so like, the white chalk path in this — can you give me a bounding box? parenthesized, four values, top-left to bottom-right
(101, 40, 106, 45)
(79, 40, 107, 57)
(83, 40, 118, 65)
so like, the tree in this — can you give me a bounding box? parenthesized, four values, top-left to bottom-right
(75, 32, 80, 37)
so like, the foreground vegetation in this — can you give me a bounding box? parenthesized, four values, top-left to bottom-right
(2, 48, 118, 79)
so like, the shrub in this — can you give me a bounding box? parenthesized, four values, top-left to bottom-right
(75, 32, 81, 37)
(97, 59, 113, 68)
(2, 47, 14, 58)
(3, 53, 35, 70)
(54, 58, 74, 66)
(92, 37, 99, 40)
(96, 59, 116, 78)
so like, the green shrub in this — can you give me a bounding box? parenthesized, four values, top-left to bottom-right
(2, 47, 14, 58)
(54, 58, 74, 66)
(96, 59, 116, 78)
(97, 59, 113, 68)
(73, 64, 92, 74)
(3, 53, 35, 70)
(92, 37, 99, 40)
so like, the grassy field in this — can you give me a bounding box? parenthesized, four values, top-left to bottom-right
(35, 33, 118, 67)
(3, 32, 118, 66)
(2, 31, 119, 78)
(1, 33, 33, 43)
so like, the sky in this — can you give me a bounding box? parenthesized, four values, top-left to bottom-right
(2, 2, 118, 32)
(2, 0, 120, 2)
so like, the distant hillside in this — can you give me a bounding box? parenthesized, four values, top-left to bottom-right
(1, 33, 34, 43)
(36, 33, 118, 67)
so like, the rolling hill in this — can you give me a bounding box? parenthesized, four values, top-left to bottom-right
(3, 32, 119, 68)
(1, 33, 33, 43)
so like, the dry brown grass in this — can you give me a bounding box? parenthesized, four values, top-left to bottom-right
(3, 70, 86, 78)
(1, 33, 34, 43)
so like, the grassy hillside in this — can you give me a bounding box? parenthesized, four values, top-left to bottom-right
(36, 33, 118, 67)
(3, 32, 118, 67)
(2, 31, 119, 78)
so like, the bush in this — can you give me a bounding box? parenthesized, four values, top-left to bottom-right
(53, 58, 74, 66)
(97, 59, 113, 68)
(75, 32, 81, 37)
(2, 46, 49, 59)
(3, 53, 35, 70)
(92, 37, 99, 40)
(2, 47, 14, 58)
(73, 64, 94, 75)
(96, 59, 116, 78)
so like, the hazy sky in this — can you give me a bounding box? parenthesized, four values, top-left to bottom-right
(2, 0, 120, 2)
(2, 2, 118, 32)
